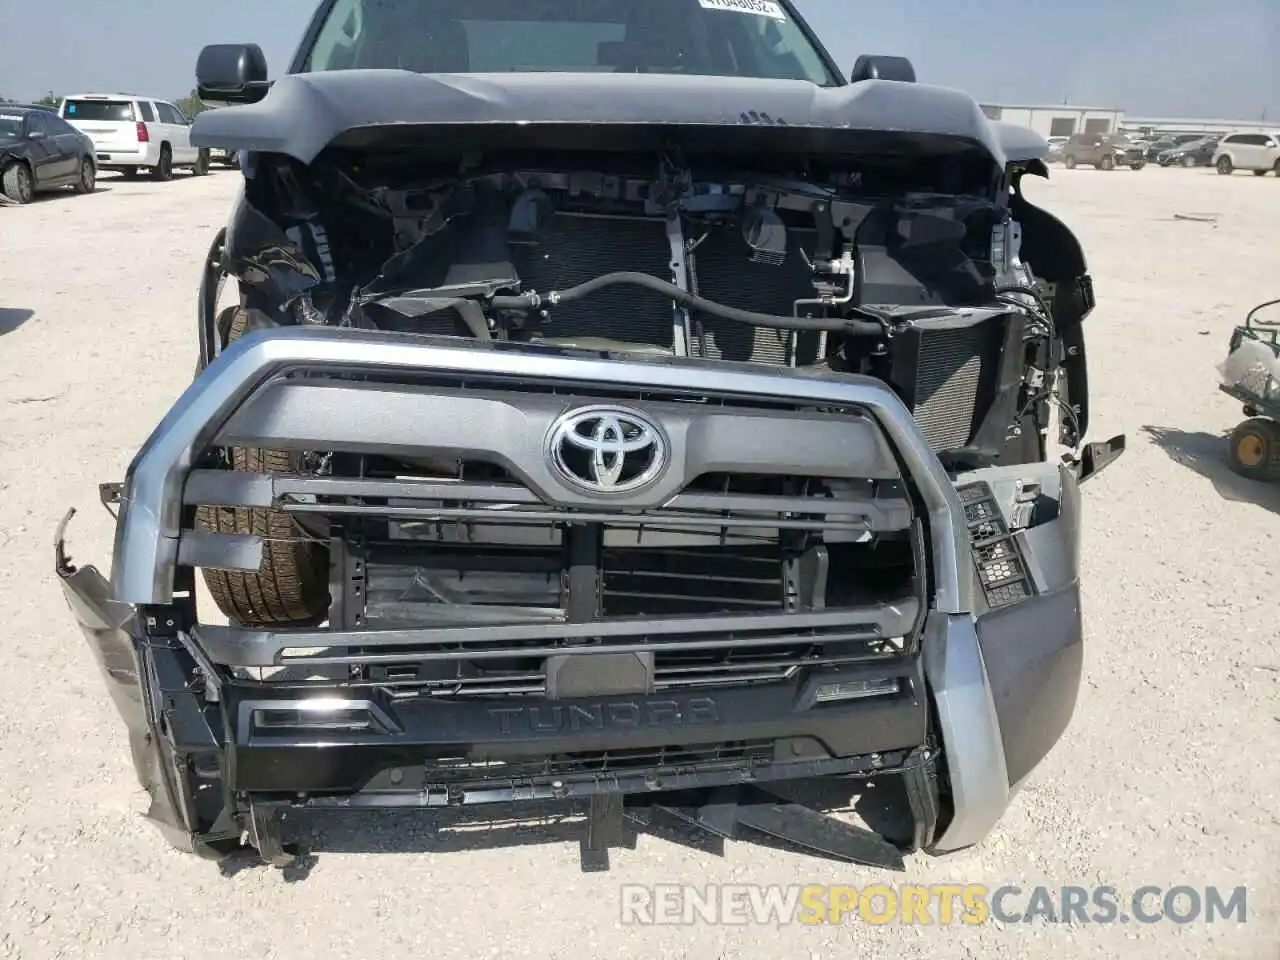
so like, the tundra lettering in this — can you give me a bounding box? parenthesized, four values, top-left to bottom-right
(489, 699, 722, 736)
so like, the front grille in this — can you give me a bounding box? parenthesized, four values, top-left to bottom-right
(231, 606, 918, 699)
(600, 544, 784, 617)
(191, 376, 922, 701)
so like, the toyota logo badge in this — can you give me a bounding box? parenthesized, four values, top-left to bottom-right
(547, 406, 668, 494)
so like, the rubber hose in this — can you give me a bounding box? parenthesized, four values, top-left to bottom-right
(489, 271, 883, 335)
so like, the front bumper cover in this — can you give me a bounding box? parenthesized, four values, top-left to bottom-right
(55, 327, 1120, 866)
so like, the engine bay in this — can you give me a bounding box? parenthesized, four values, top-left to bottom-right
(227, 146, 1060, 464)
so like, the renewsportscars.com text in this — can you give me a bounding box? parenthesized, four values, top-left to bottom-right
(620, 883, 1249, 926)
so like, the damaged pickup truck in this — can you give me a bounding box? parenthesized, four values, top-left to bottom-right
(55, 0, 1125, 870)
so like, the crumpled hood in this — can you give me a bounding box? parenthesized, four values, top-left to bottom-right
(191, 69, 1045, 166)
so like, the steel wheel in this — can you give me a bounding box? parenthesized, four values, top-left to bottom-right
(1227, 418, 1280, 481)
(151, 146, 173, 182)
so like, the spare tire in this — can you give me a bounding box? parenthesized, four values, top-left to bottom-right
(193, 307, 330, 626)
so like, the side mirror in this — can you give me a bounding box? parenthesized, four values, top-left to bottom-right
(196, 43, 270, 105)
(850, 55, 916, 84)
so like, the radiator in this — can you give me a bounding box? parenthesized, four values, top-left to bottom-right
(688, 225, 822, 365)
(511, 213, 674, 346)
(511, 213, 819, 363)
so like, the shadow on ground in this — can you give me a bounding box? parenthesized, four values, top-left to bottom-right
(215, 777, 919, 881)
(1143, 424, 1280, 516)
(37, 186, 112, 202)
(0, 308, 33, 335)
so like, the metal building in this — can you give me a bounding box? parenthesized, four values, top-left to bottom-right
(1120, 116, 1280, 138)
(978, 103, 1125, 138)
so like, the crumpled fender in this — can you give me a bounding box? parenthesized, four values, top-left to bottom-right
(53, 509, 228, 859)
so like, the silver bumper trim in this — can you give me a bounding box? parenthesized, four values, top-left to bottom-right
(923, 611, 1011, 853)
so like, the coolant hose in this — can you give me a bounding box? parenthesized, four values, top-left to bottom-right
(489, 271, 883, 335)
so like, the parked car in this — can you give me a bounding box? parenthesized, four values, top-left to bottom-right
(58, 93, 211, 180)
(0, 105, 97, 204)
(1062, 132, 1146, 170)
(1145, 133, 1201, 162)
(54, 0, 1123, 871)
(1212, 131, 1280, 175)
(1158, 136, 1220, 167)
(210, 147, 239, 168)
(1045, 135, 1069, 162)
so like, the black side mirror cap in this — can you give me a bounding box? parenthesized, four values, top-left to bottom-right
(196, 43, 271, 105)
(850, 55, 916, 84)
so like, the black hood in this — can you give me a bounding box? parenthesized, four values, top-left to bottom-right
(191, 70, 1046, 167)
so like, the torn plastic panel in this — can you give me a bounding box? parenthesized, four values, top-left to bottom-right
(1219, 333, 1280, 404)
(224, 190, 326, 314)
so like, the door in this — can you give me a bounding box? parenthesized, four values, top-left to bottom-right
(1081, 134, 1102, 163)
(44, 114, 86, 181)
(21, 113, 62, 185)
(61, 97, 139, 155)
(155, 102, 195, 163)
(1233, 134, 1265, 169)
(1259, 134, 1280, 170)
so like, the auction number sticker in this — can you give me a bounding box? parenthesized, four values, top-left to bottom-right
(698, 0, 787, 20)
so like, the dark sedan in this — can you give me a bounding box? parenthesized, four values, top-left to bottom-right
(1145, 134, 1202, 161)
(0, 106, 97, 204)
(1158, 136, 1221, 167)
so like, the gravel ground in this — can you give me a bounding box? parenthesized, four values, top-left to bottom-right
(0, 165, 1276, 960)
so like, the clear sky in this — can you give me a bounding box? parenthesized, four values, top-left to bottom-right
(0, 0, 1276, 119)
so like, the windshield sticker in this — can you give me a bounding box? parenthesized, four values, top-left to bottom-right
(698, 0, 787, 20)
(0, 115, 22, 122)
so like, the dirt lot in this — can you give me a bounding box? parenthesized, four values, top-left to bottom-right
(0, 166, 1277, 959)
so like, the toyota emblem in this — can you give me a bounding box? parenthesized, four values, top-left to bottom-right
(547, 406, 669, 495)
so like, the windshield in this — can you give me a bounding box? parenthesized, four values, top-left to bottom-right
(302, 0, 838, 85)
(0, 114, 23, 142)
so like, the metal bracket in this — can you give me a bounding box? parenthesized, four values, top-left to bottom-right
(579, 793, 634, 872)
(656, 786, 744, 841)
(98, 482, 124, 520)
(742, 783, 907, 869)
(1076, 433, 1126, 484)
(245, 802, 302, 869)
(901, 747, 940, 852)
(659, 784, 906, 870)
